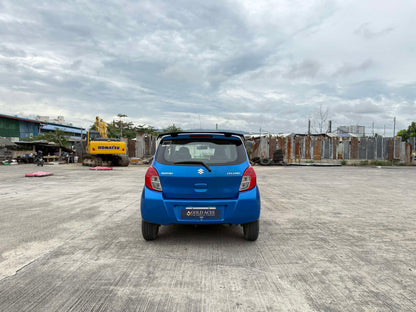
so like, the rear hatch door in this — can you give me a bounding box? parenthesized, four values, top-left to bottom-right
(154, 135, 248, 200)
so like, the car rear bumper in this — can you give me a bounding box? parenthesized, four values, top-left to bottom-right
(141, 187, 260, 225)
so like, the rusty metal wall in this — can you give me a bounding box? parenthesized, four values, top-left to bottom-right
(342, 140, 349, 159)
(135, 133, 156, 158)
(294, 136, 302, 163)
(376, 137, 383, 159)
(277, 137, 285, 151)
(245, 139, 257, 159)
(386, 138, 394, 161)
(313, 138, 321, 161)
(259, 136, 269, 159)
(133, 134, 414, 163)
(286, 136, 293, 163)
(359, 138, 367, 159)
(408, 137, 416, 153)
(128, 141, 135, 157)
(252, 139, 260, 158)
(368, 138, 376, 160)
(394, 137, 401, 160)
(269, 137, 277, 159)
(350, 137, 359, 160)
(247, 134, 412, 164)
(304, 136, 311, 159)
(323, 138, 329, 159)
(404, 143, 413, 164)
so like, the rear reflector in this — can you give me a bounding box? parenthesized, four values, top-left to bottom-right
(145, 166, 163, 191)
(239, 166, 256, 191)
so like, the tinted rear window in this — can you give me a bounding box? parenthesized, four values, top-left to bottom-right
(156, 138, 246, 166)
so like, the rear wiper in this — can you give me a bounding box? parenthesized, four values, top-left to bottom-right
(174, 161, 212, 172)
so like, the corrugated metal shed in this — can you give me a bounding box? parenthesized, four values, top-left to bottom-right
(0, 117, 20, 138)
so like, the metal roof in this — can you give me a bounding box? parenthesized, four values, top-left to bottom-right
(41, 124, 84, 134)
(0, 113, 41, 123)
(337, 133, 358, 138)
(1, 114, 85, 131)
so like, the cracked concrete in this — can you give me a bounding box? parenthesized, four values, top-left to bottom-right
(0, 164, 415, 311)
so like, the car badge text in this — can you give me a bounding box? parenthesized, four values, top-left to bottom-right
(198, 168, 204, 175)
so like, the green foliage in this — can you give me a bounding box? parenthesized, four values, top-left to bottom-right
(350, 160, 407, 166)
(162, 124, 182, 133)
(398, 121, 416, 141)
(23, 129, 69, 147)
(89, 116, 183, 139)
(136, 125, 158, 135)
(88, 121, 159, 140)
(341, 160, 347, 165)
(370, 160, 392, 166)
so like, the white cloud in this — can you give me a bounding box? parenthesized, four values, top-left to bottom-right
(0, 0, 415, 132)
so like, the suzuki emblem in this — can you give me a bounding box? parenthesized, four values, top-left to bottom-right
(198, 168, 204, 175)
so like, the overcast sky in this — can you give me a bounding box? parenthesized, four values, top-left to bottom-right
(1, 0, 415, 134)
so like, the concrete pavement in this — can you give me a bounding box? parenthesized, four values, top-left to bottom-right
(0, 164, 415, 311)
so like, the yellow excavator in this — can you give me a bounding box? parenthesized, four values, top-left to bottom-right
(82, 116, 129, 166)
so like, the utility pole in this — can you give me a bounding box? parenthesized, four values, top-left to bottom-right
(80, 128, 83, 162)
(259, 127, 262, 159)
(117, 113, 127, 138)
(393, 117, 396, 162)
(308, 120, 311, 135)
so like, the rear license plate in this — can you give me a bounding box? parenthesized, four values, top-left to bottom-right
(181, 207, 221, 219)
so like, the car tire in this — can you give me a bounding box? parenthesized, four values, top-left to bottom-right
(259, 158, 272, 166)
(243, 220, 259, 241)
(142, 220, 159, 241)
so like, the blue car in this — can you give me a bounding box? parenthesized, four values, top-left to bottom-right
(140, 132, 261, 241)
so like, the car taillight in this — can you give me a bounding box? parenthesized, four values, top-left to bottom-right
(145, 166, 163, 192)
(239, 166, 257, 192)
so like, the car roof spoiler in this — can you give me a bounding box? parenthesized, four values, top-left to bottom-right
(157, 131, 245, 140)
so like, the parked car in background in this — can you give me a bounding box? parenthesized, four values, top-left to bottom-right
(140, 132, 261, 241)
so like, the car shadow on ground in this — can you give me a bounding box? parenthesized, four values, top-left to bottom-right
(155, 223, 249, 244)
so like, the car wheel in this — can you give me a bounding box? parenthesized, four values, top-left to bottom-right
(259, 158, 272, 166)
(142, 220, 159, 241)
(243, 220, 259, 241)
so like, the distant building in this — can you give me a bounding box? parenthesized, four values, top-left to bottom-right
(35, 115, 72, 126)
(0, 114, 41, 141)
(337, 125, 365, 137)
(0, 114, 84, 142)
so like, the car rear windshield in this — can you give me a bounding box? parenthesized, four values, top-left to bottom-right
(156, 138, 246, 166)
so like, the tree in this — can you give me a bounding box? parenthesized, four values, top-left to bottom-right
(136, 125, 158, 135)
(116, 113, 127, 137)
(397, 121, 416, 141)
(109, 114, 135, 139)
(88, 119, 159, 140)
(24, 129, 69, 147)
(162, 124, 182, 133)
(311, 104, 329, 134)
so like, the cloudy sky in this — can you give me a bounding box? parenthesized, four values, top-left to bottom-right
(0, 0, 415, 134)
